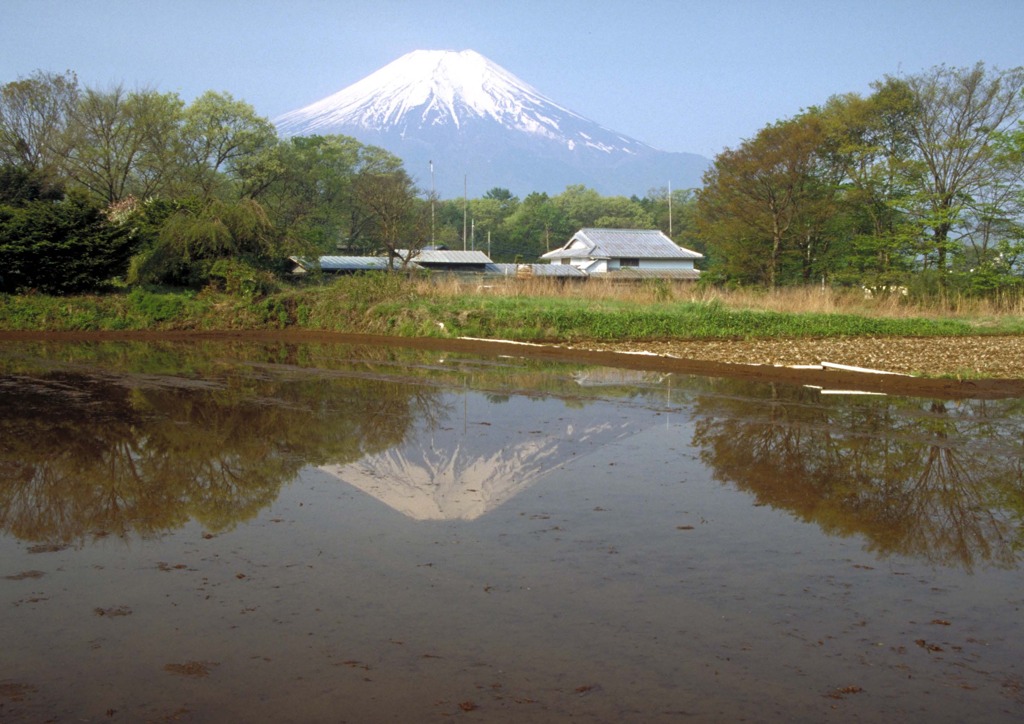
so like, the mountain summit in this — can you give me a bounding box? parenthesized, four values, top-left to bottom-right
(274, 49, 708, 198)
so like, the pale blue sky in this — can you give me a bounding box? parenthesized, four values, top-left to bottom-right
(3, 0, 1022, 158)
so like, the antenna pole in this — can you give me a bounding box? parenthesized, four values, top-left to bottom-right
(430, 160, 435, 245)
(463, 175, 468, 251)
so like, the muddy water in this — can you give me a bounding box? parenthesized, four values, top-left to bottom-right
(1, 338, 1022, 722)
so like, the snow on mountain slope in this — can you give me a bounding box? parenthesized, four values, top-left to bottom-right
(274, 49, 707, 197)
(277, 49, 647, 152)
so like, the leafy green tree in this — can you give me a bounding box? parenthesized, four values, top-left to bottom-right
(817, 81, 919, 285)
(641, 186, 697, 240)
(256, 135, 358, 252)
(553, 184, 604, 228)
(466, 188, 519, 255)
(592, 194, 653, 229)
(696, 114, 833, 286)
(501, 191, 570, 261)
(180, 91, 278, 201)
(952, 119, 1024, 293)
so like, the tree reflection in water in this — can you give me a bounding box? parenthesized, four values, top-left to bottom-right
(691, 380, 1024, 570)
(0, 342, 446, 545)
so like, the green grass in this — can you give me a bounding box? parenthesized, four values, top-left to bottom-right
(0, 276, 1009, 342)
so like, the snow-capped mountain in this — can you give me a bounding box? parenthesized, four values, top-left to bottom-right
(274, 49, 708, 198)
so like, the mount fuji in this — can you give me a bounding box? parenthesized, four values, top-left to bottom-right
(274, 49, 709, 199)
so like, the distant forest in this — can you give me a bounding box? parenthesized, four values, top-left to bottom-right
(1, 62, 1022, 296)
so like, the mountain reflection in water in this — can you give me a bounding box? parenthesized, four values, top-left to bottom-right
(1, 339, 1023, 570)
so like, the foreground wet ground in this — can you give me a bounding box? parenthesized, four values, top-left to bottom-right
(1, 336, 1022, 722)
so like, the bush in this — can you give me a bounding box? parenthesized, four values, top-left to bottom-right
(208, 258, 278, 297)
(127, 288, 189, 323)
(0, 193, 137, 295)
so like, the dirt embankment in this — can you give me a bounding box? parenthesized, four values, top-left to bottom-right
(2, 330, 1023, 399)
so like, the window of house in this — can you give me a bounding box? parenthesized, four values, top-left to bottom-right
(561, 258, 571, 265)
(620, 258, 639, 267)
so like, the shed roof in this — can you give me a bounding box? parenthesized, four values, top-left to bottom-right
(541, 228, 703, 261)
(403, 249, 493, 265)
(290, 256, 403, 272)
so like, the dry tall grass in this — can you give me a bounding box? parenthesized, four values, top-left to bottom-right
(414, 276, 1024, 321)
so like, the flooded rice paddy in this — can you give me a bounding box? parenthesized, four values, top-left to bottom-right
(1, 336, 1023, 722)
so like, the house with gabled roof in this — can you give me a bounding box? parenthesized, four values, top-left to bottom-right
(540, 228, 702, 280)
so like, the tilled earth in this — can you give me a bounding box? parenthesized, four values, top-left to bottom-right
(585, 335, 1024, 379)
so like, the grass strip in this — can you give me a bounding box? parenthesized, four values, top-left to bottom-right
(0, 281, 987, 342)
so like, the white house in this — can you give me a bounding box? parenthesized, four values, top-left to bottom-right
(540, 228, 702, 279)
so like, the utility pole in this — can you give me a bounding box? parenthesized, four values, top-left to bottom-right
(668, 180, 673, 237)
(462, 175, 467, 251)
(430, 160, 435, 245)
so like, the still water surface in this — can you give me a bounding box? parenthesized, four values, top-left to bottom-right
(1, 338, 1022, 722)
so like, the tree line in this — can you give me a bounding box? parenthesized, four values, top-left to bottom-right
(694, 62, 1024, 296)
(2, 63, 1022, 297)
(0, 71, 433, 293)
(0, 70, 687, 294)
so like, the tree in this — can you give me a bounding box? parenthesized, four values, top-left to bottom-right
(352, 162, 425, 269)
(816, 81, 919, 285)
(180, 91, 278, 201)
(642, 186, 698, 240)
(956, 125, 1024, 289)
(696, 114, 833, 286)
(591, 195, 653, 229)
(0, 70, 79, 182)
(62, 85, 184, 204)
(0, 165, 63, 206)
(467, 188, 519, 255)
(135, 197, 280, 289)
(0, 190, 137, 294)
(501, 191, 570, 261)
(553, 184, 605, 228)
(897, 63, 1024, 275)
(257, 134, 363, 253)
